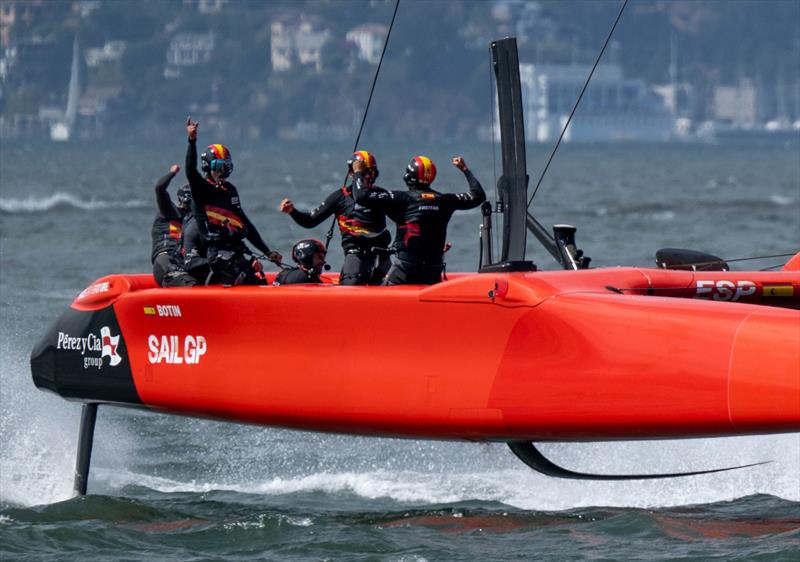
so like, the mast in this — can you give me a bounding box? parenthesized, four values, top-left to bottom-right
(481, 36, 588, 273)
(65, 33, 80, 127)
(491, 38, 528, 263)
(480, 38, 555, 272)
(51, 34, 81, 142)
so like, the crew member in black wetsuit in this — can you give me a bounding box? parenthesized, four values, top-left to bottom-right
(151, 164, 197, 287)
(273, 239, 327, 285)
(185, 117, 281, 285)
(352, 155, 486, 285)
(279, 150, 391, 285)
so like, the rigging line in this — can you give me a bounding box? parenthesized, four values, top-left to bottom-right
(325, 0, 401, 250)
(350, 0, 400, 153)
(723, 253, 796, 263)
(760, 263, 788, 271)
(526, 0, 628, 209)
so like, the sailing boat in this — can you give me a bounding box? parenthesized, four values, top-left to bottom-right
(50, 34, 81, 142)
(30, 38, 800, 494)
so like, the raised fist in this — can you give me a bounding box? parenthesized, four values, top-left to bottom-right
(279, 198, 294, 213)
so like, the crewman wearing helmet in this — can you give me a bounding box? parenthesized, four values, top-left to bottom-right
(273, 239, 328, 285)
(150, 164, 197, 287)
(185, 117, 281, 285)
(279, 150, 392, 285)
(352, 155, 486, 285)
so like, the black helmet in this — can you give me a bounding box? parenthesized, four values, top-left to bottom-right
(201, 144, 234, 178)
(403, 156, 436, 188)
(347, 150, 379, 180)
(177, 184, 192, 213)
(292, 238, 327, 273)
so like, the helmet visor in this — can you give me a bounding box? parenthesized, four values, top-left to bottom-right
(211, 159, 233, 177)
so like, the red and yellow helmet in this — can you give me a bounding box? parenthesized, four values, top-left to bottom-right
(348, 150, 379, 179)
(201, 144, 234, 178)
(404, 156, 436, 187)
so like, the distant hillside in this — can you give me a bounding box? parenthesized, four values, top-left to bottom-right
(0, 0, 797, 141)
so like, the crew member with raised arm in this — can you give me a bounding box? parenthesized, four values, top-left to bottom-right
(151, 164, 197, 287)
(352, 155, 485, 285)
(185, 117, 281, 285)
(279, 150, 391, 285)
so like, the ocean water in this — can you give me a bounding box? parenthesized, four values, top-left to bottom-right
(1, 138, 799, 561)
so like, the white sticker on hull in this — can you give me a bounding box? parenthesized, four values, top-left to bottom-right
(77, 281, 110, 300)
(695, 280, 756, 301)
(56, 325, 121, 369)
(147, 335, 207, 364)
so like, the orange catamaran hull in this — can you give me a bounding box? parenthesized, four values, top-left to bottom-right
(31, 268, 800, 441)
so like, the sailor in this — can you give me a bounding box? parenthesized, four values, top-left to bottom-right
(279, 150, 392, 285)
(273, 239, 328, 285)
(151, 164, 197, 287)
(352, 155, 485, 285)
(185, 117, 281, 285)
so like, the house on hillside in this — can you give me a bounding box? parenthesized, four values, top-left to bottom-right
(164, 32, 215, 78)
(182, 0, 228, 14)
(0, 0, 72, 48)
(85, 40, 126, 67)
(345, 24, 387, 64)
(270, 17, 329, 73)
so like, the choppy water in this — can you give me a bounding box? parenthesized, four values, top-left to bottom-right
(1, 138, 799, 560)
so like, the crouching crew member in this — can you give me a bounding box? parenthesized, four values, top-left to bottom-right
(274, 239, 328, 285)
(151, 164, 197, 287)
(352, 155, 485, 285)
(279, 150, 391, 285)
(181, 210, 210, 284)
(185, 117, 281, 285)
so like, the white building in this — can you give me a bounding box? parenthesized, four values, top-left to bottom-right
(345, 24, 387, 64)
(516, 63, 673, 142)
(85, 40, 126, 67)
(164, 32, 215, 78)
(270, 19, 329, 73)
(181, 0, 227, 14)
(0, 45, 16, 80)
(713, 81, 757, 129)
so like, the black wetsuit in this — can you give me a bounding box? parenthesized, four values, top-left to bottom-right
(353, 169, 486, 285)
(273, 267, 322, 285)
(288, 185, 391, 285)
(151, 172, 196, 287)
(185, 138, 273, 285)
(181, 214, 209, 283)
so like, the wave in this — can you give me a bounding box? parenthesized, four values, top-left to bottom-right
(94, 437, 800, 511)
(768, 194, 794, 206)
(99, 468, 520, 506)
(0, 192, 148, 213)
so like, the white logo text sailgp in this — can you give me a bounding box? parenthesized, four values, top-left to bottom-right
(148, 335, 207, 364)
